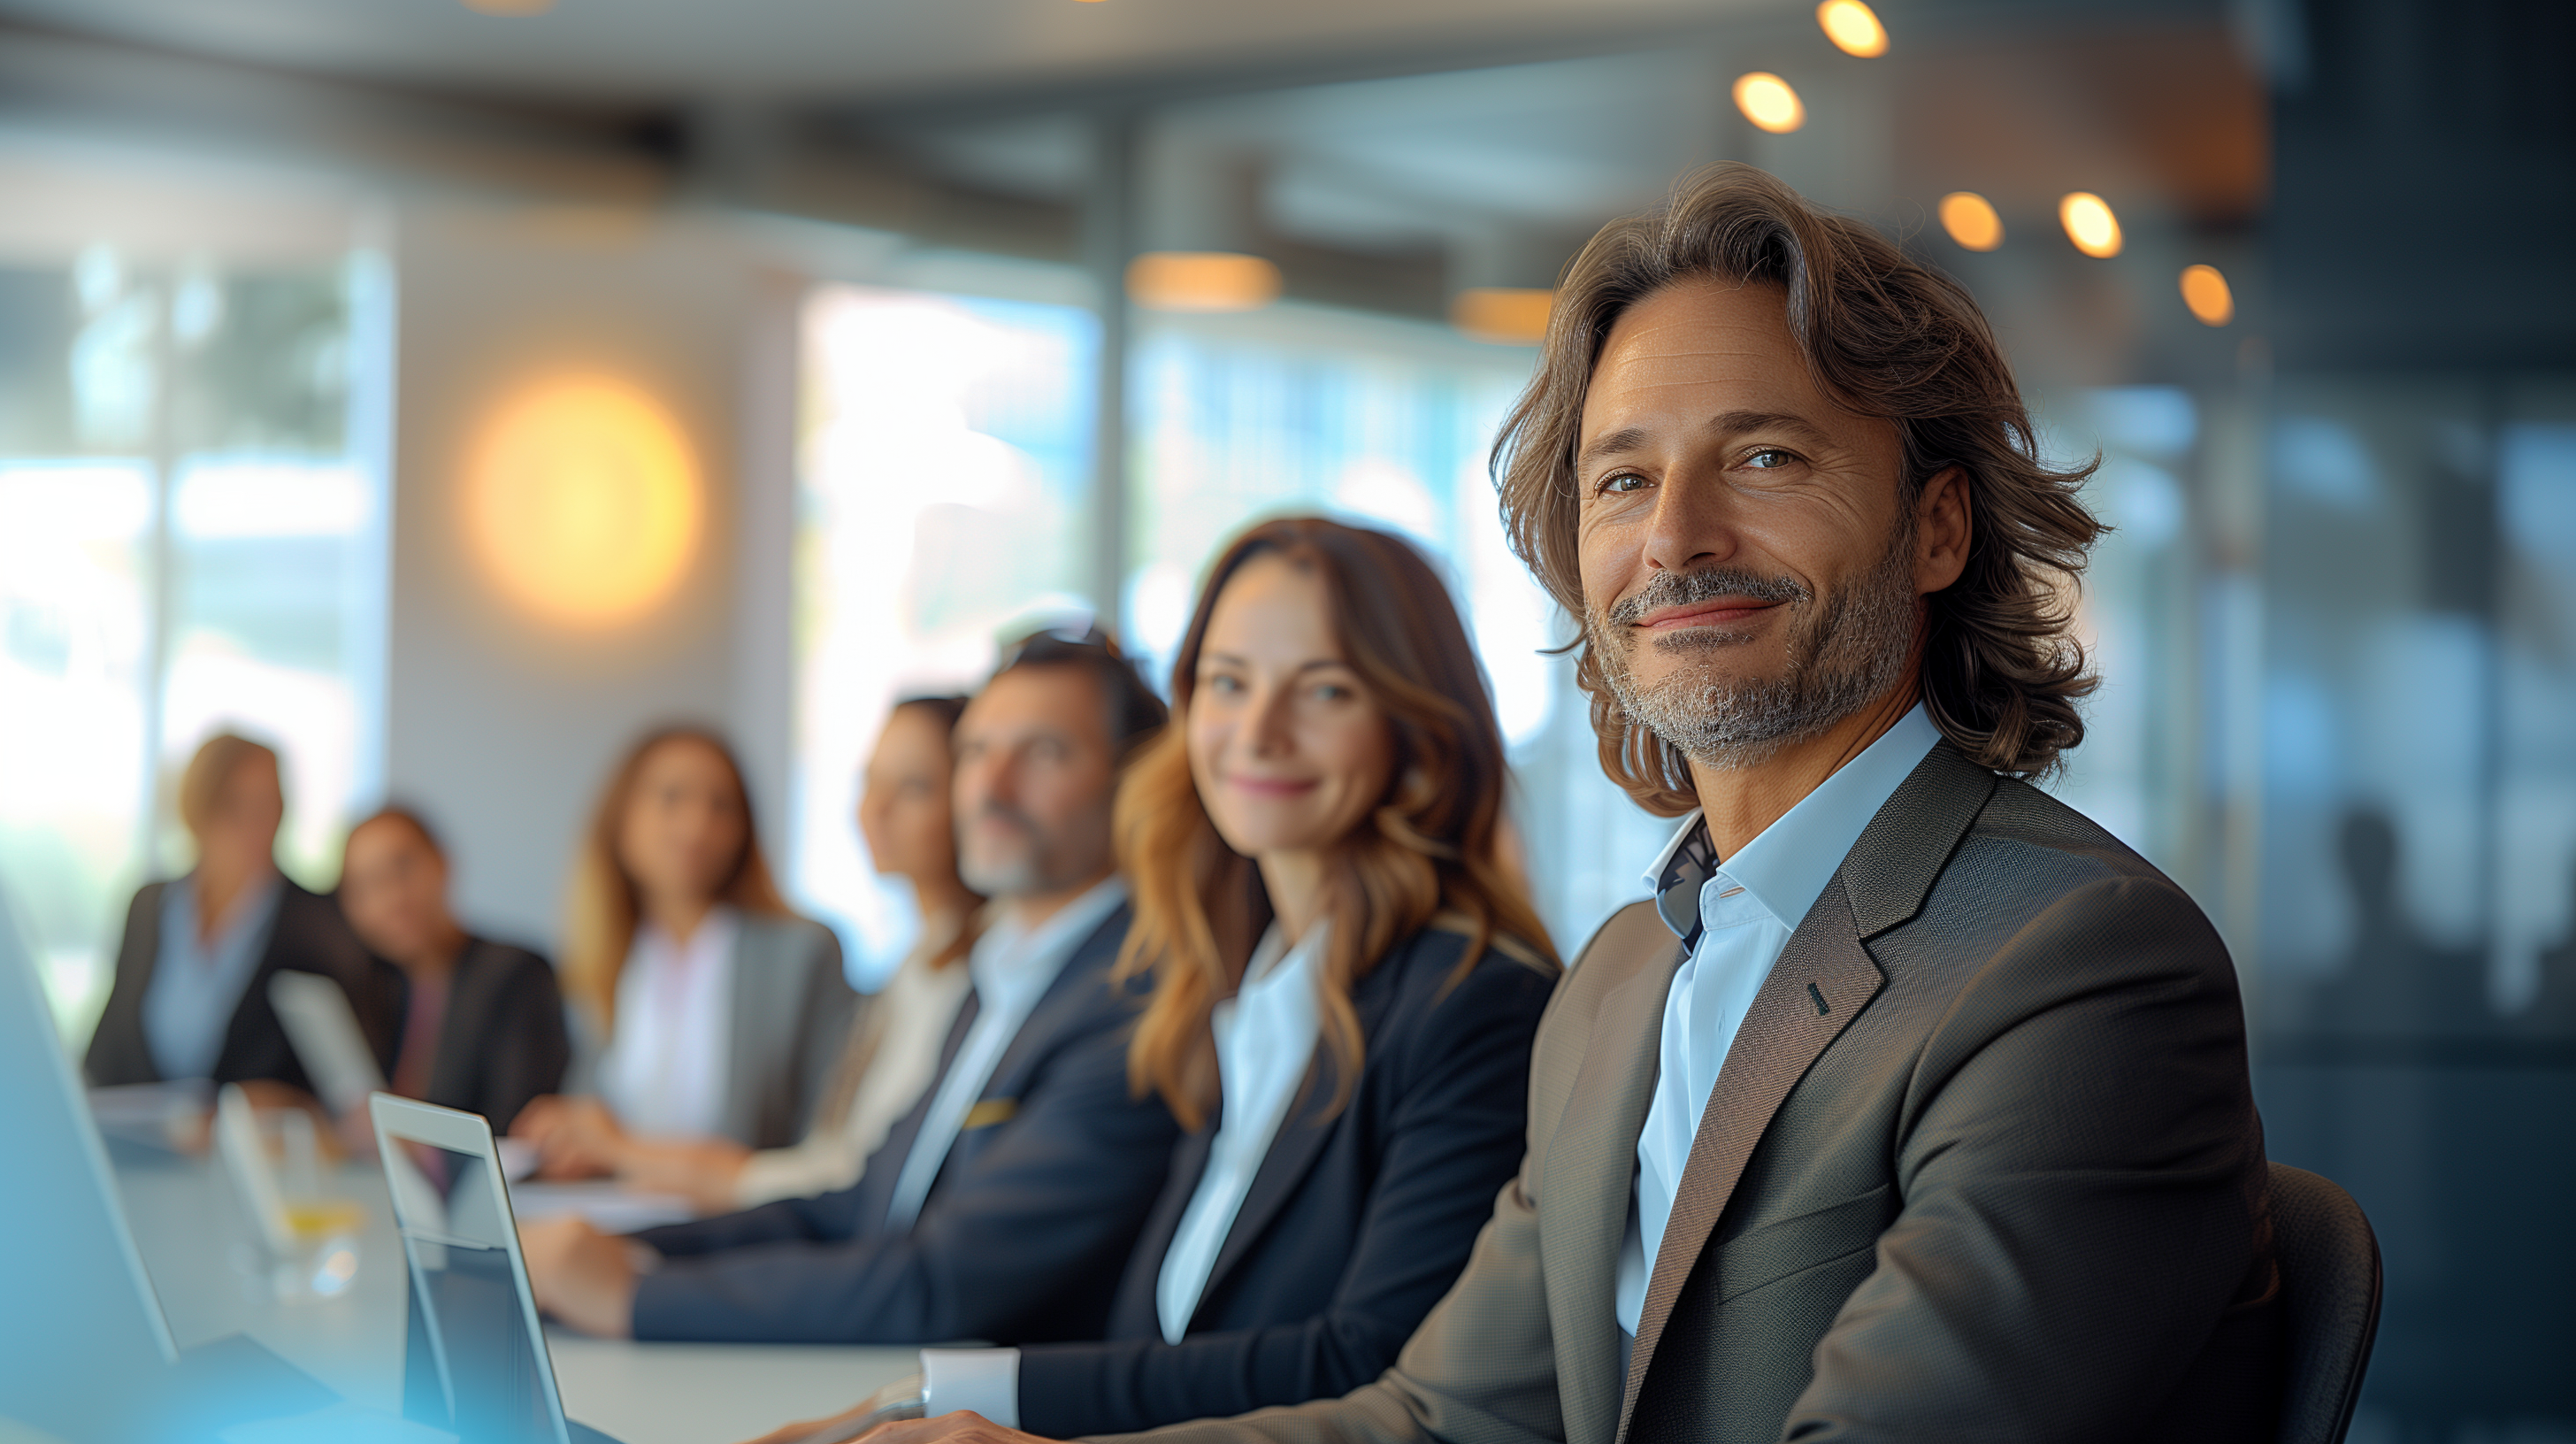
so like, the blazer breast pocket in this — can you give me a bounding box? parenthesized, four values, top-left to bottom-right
(1712, 1183, 1897, 1307)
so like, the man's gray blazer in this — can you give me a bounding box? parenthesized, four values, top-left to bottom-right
(1108, 743, 2283, 1444)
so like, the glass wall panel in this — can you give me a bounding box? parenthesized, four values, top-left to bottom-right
(791, 283, 1098, 985)
(0, 249, 391, 1044)
(2250, 373, 2576, 1432)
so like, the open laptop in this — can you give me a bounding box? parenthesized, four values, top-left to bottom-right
(369, 1094, 625, 1444)
(0, 887, 334, 1442)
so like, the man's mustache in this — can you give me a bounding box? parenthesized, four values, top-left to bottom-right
(1603, 567, 1810, 629)
(968, 801, 1042, 836)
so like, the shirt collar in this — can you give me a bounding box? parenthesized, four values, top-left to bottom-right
(971, 874, 1129, 1008)
(1642, 705, 1944, 944)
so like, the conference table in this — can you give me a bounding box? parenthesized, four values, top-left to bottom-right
(107, 1137, 918, 1444)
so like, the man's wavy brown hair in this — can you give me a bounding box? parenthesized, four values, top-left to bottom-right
(1498, 164, 2103, 811)
(1114, 517, 1559, 1132)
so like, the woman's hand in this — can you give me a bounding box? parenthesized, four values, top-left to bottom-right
(610, 1137, 754, 1214)
(738, 1412, 1063, 1444)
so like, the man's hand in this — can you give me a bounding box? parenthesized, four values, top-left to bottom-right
(851, 1413, 1060, 1444)
(518, 1216, 639, 1339)
(739, 1411, 1060, 1444)
(510, 1095, 626, 1180)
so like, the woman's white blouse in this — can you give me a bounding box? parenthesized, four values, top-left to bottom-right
(1154, 920, 1328, 1344)
(599, 907, 740, 1139)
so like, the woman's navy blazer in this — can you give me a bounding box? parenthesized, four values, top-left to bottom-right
(1014, 918, 1558, 1437)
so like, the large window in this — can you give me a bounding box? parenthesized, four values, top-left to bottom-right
(0, 235, 392, 1042)
(791, 280, 1099, 984)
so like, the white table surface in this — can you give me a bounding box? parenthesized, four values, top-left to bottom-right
(107, 1140, 918, 1444)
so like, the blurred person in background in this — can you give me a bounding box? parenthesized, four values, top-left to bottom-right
(512, 726, 856, 1167)
(519, 633, 1182, 1348)
(748, 517, 1560, 1442)
(336, 804, 569, 1136)
(86, 732, 401, 1112)
(531, 696, 983, 1214)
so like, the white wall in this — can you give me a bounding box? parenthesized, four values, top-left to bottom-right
(381, 204, 801, 951)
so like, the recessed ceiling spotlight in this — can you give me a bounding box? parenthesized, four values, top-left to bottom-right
(2058, 192, 2122, 257)
(1938, 192, 2004, 251)
(1733, 73, 1806, 134)
(1816, 0, 1888, 57)
(2181, 265, 2235, 326)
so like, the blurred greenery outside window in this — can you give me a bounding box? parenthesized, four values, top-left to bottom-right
(0, 247, 393, 1045)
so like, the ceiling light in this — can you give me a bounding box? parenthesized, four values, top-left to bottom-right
(2058, 192, 2122, 257)
(2180, 265, 2234, 326)
(1732, 73, 1806, 134)
(1126, 252, 1282, 313)
(1451, 288, 1553, 346)
(1816, 0, 1888, 57)
(460, 0, 552, 14)
(464, 375, 701, 627)
(1937, 192, 2004, 251)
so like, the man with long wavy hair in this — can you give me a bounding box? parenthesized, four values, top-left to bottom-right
(874, 165, 2285, 1444)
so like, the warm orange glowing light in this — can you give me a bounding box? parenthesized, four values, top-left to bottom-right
(2058, 192, 2122, 257)
(1126, 252, 1283, 312)
(1817, 0, 1889, 57)
(1938, 192, 2004, 251)
(461, 0, 551, 14)
(2181, 264, 2235, 326)
(464, 375, 701, 627)
(1733, 73, 1806, 134)
(1451, 288, 1554, 345)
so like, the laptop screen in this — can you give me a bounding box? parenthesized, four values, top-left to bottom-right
(381, 1134, 569, 1444)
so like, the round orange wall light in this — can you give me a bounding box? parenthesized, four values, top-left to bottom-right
(463, 373, 702, 628)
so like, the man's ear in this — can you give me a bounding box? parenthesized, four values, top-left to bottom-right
(1913, 466, 1972, 595)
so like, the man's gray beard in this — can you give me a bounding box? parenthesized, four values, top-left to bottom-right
(1589, 534, 1919, 772)
(958, 803, 1058, 900)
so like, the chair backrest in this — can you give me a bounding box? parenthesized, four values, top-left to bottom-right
(2268, 1161, 2383, 1444)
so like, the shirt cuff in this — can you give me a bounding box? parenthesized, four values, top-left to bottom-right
(920, 1347, 1021, 1429)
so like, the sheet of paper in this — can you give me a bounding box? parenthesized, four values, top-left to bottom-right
(505, 1180, 694, 1234)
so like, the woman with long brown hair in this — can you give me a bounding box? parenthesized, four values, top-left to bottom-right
(521, 701, 981, 1211)
(747, 516, 1560, 1444)
(512, 726, 855, 1170)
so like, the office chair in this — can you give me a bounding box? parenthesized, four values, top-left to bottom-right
(2268, 1162, 2383, 1444)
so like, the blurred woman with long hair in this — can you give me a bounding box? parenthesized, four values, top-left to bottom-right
(525, 700, 982, 1212)
(748, 516, 1560, 1444)
(513, 726, 855, 1171)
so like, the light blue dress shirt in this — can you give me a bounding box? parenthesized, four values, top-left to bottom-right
(142, 872, 284, 1081)
(1613, 706, 1941, 1340)
(882, 876, 1128, 1231)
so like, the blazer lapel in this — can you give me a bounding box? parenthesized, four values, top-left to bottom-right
(1610, 744, 1997, 1442)
(1195, 934, 1407, 1303)
(1613, 895, 1883, 1443)
(1111, 1126, 1215, 1338)
(1543, 920, 1690, 1444)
